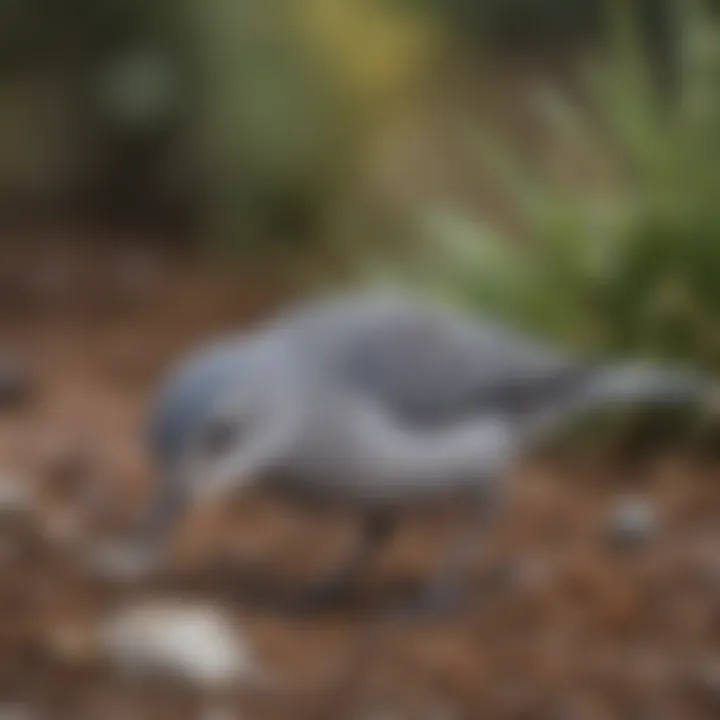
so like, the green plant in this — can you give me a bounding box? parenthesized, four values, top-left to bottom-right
(380, 1, 720, 369)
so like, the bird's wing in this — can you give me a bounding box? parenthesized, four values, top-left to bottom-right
(280, 293, 593, 428)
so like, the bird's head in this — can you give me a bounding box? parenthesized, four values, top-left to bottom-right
(170, 378, 292, 508)
(146, 334, 305, 527)
(88, 336, 303, 581)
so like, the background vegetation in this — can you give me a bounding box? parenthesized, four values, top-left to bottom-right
(368, 2, 720, 372)
(1, 1, 719, 367)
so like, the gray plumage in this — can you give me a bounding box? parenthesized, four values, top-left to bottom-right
(111, 291, 712, 611)
(149, 292, 707, 498)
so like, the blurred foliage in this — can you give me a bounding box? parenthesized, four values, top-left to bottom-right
(0, 0, 170, 70)
(374, 1, 720, 369)
(184, 0, 440, 252)
(0, 0, 703, 272)
(423, 0, 604, 47)
(0, 0, 439, 247)
(421, 0, 718, 48)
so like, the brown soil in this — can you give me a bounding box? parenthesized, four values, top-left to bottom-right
(1, 236, 720, 719)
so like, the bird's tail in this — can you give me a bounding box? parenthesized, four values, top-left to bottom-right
(578, 361, 711, 407)
(525, 360, 716, 444)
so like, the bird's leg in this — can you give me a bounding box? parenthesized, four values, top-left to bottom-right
(298, 509, 399, 610)
(396, 490, 497, 619)
(246, 509, 399, 614)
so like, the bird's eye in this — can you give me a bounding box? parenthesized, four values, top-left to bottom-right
(199, 417, 239, 456)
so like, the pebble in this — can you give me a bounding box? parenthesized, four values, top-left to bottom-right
(99, 600, 267, 688)
(605, 496, 658, 549)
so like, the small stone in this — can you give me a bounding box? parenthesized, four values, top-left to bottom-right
(606, 496, 657, 549)
(99, 600, 266, 688)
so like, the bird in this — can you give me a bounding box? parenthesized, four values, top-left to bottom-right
(97, 290, 715, 614)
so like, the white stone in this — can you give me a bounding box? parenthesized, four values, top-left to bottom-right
(100, 600, 263, 688)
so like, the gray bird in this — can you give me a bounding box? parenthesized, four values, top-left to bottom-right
(99, 291, 714, 613)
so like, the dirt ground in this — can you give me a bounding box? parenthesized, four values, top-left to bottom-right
(2, 234, 720, 719)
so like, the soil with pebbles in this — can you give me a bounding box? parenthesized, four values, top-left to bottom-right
(1, 236, 720, 719)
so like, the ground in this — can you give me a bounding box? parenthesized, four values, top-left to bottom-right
(1, 234, 720, 719)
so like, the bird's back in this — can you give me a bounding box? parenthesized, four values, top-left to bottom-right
(147, 292, 592, 466)
(275, 292, 587, 427)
